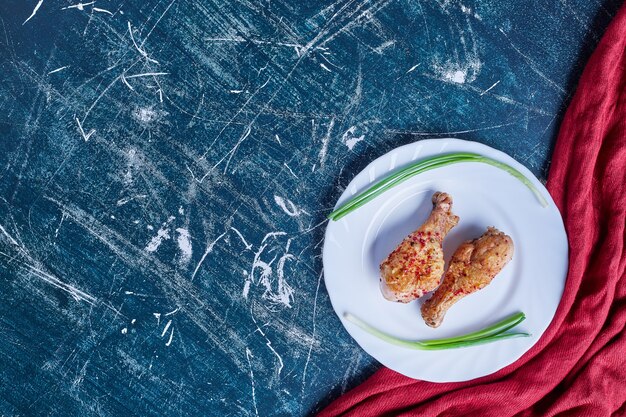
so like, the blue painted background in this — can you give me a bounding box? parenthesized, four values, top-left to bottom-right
(0, 0, 620, 415)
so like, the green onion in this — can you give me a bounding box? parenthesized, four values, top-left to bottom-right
(328, 153, 547, 221)
(344, 312, 530, 350)
(419, 312, 526, 346)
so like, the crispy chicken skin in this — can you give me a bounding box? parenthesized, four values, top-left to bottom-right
(380, 192, 459, 303)
(421, 227, 514, 327)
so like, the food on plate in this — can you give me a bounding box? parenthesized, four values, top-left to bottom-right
(379, 192, 459, 303)
(421, 227, 514, 328)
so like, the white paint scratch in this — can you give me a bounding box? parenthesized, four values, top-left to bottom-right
(243, 232, 290, 303)
(272, 241, 295, 307)
(61, 2, 95, 11)
(93, 7, 113, 15)
(54, 212, 67, 238)
(145, 229, 170, 252)
(116, 194, 147, 206)
(212, 125, 252, 175)
(406, 63, 421, 74)
(25, 262, 97, 305)
(144, 216, 175, 252)
(386, 121, 519, 136)
(274, 195, 306, 217)
(0, 223, 21, 247)
(175, 228, 192, 264)
(164, 307, 179, 316)
(165, 327, 174, 346)
(303, 0, 394, 50)
(76, 117, 95, 142)
(318, 117, 335, 168)
(205, 35, 326, 57)
(1, 225, 78, 310)
(283, 163, 298, 179)
(480, 80, 501, 96)
(191, 232, 226, 280)
(341, 126, 365, 150)
(373, 40, 395, 54)
(230, 227, 252, 250)
(245, 235, 295, 307)
(250, 311, 284, 376)
(246, 348, 259, 417)
(48, 66, 69, 75)
(242, 279, 251, 299)
(123, 74, 136, 90)
(161, 319, 172, 337)
(125, 72, 169, 79)
(23, 0, 44, 25)
(302, 271, 323, 395)
(261, 232, 287, 244)
(432, 57, 482, 85)
(82, 75, 120, 123)
(140, 0, 175, 48)
(155, 78, 164, 102)
(128, 21, 159, 64)
(72, 360, 89, 389)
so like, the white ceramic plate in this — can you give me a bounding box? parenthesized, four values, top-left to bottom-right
(323, 139, 568, 382)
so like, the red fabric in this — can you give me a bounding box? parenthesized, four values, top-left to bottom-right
(319, 6, 626, 417)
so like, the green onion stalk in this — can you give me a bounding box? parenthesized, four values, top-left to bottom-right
(344, 311, 530, 350)
(328, 153, 547, 221)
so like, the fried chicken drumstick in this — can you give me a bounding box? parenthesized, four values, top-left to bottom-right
(380, 192, 459, 303)
(421, 227, 514, 328)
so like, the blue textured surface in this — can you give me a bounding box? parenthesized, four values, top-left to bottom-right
(0, 1, 620, 415)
